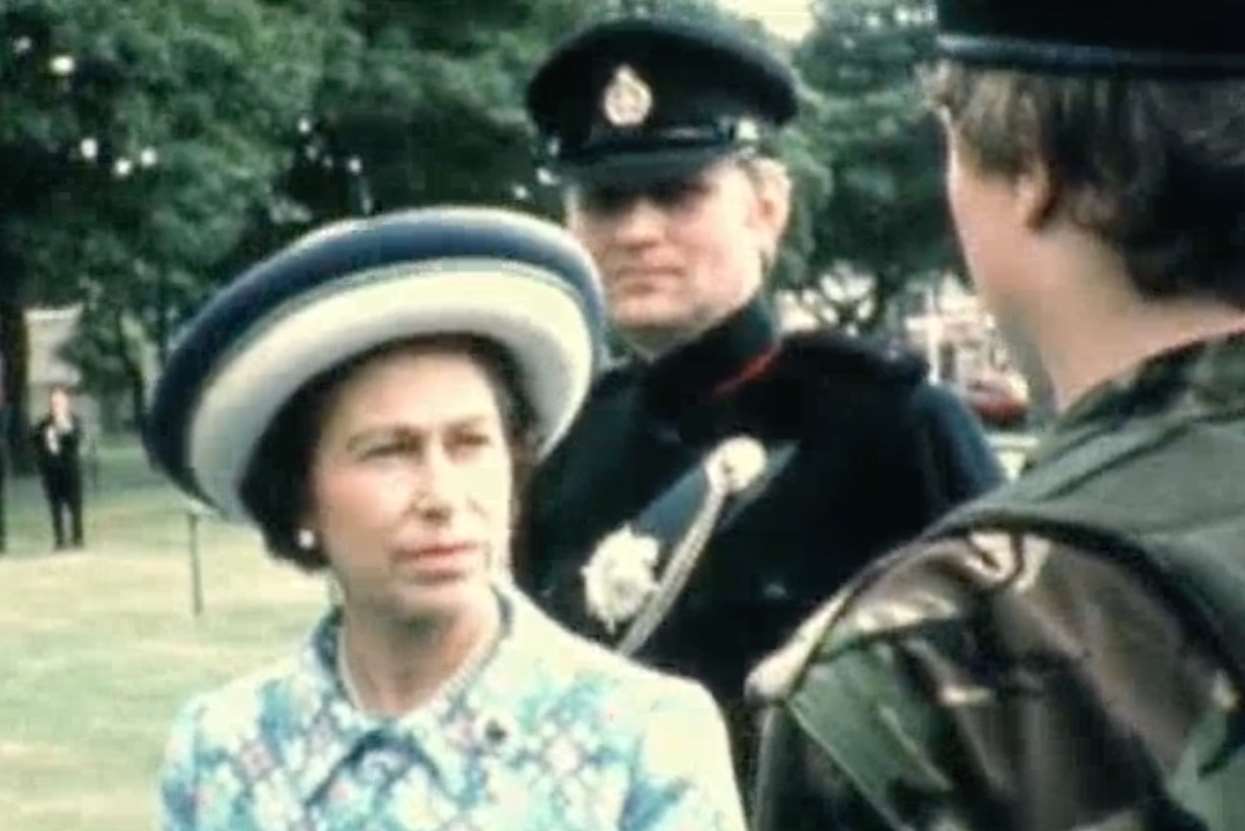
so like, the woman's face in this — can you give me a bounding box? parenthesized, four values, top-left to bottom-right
(304, 345, 514, 624)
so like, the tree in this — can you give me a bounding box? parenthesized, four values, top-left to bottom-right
(1, 0, 337, 436)
(783, 0, 953, 335)
(281, 0, 770, 230)
(278, 0, 592, 230)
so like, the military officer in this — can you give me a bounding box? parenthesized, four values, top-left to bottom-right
(520, 16, 1003, 785)
(750, 2, 1245, 829)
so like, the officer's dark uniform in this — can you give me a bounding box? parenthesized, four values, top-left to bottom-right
(32, 408, 85, 549)
(521, 17, 1004, 784)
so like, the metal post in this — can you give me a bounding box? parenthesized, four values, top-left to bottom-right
(187, 507, 204, 616)
(925, 283, 943, 384)
(0, 407, 8, 554)
(0, 429, 7, 555)
(88, 432, 99, 494)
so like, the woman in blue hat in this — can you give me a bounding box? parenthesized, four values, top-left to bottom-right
(147, 207, 745, 831)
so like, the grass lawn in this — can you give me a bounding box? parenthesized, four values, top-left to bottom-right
(0, 437, 328, 830)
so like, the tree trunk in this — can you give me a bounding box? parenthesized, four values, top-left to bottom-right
(0, 258, 33, 474)
(0, 407, 7, 552)
(863, 266, 902, 334)
(154, 269, 170, 368)
(110, 307, 147, 431)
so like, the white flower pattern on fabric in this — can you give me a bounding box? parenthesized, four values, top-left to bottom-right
(157, 588, 746, 831)
(581, 526, 662, 634)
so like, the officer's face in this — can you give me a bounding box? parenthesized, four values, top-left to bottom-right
(303, 346, 512, 626)
(565, 159, 786, 354)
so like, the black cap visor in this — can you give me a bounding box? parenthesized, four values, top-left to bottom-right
(554, 139, 759, 188)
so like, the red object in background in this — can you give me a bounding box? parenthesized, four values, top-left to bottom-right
(960, 378, 1029, 428)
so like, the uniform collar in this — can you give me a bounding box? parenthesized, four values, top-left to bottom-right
(1026, 331, 1245, 473)
(642, 293, 780, 417)
(283, 584, 563, 802)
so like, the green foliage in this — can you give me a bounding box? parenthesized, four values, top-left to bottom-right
(1, 0, 341, 431)
(284, 0, 596, 224)
(283, 0, 757, 227)
(1, 0, 961, 431)
(784, 0, 954, 333)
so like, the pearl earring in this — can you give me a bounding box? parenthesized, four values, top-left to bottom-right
(296, 528, 317, 551)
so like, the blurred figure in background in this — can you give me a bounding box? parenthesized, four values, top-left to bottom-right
(32, 383, 85, 550)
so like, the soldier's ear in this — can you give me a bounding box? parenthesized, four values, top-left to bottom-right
(748, 158, 792, 248)
(1015, 154, 1057, 231)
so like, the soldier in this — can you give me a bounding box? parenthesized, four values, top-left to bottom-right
(521, 16, 1003, 784)
(749, 2, 1245, 829)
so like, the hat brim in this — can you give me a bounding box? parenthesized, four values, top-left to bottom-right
(937, 33, 1245, 76)
(147, 207, 603, 522)
(557, 145, 734, 187)
(189, 262, 593, 521)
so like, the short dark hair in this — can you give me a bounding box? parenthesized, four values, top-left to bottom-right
(239, 335, 539, 571)
(927, 63, 1245, 307)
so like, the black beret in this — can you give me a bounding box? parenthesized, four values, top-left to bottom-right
(936, 0, 1245, 76)
(526, 17, 798, 186)
(145, 207, 605, 520)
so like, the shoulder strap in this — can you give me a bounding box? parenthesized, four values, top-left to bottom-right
(618, 436, 796, 656)
(578, 435, 795, 656)
(927, 414, 1245, 682)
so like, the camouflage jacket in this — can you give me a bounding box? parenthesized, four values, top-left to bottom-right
(748, 332, 1245, 831)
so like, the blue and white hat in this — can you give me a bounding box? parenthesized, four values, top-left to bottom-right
(145, 206, 605, 521)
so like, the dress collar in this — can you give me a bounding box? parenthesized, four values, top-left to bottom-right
(283, 584, 562, 801)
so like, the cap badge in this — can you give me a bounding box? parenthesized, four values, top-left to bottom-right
(735, 117, 761, 143)
(602, 65, 653, 128)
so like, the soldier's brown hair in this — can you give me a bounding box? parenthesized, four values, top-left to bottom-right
(926, 64, 1245, 308)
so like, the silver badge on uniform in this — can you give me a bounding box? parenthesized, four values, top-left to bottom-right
(602, 65, 653, 127)
(735, 117, 761, 143)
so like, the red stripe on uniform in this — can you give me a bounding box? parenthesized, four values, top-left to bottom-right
(711, 345, 779, 399)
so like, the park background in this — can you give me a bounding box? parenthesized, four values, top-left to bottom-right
(1, 438, 327, 829)
(1, 0, 1034, 827)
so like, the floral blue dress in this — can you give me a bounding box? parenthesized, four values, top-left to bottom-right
(159, 585, 745, 830)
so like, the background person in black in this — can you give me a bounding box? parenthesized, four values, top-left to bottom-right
(32, 384, 85, 549)
(520, 16, 1003, 784)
